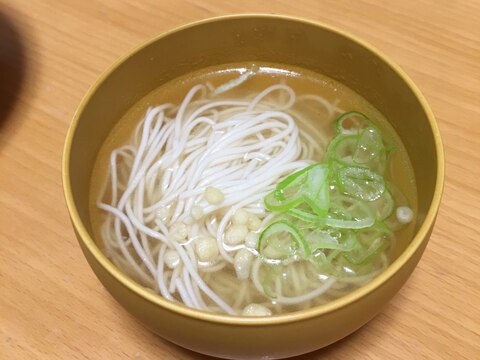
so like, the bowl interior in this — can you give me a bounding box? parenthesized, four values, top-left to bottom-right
(65, 15, 441, 317)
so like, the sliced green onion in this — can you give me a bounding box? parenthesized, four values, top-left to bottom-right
(264, 164, 330, 214)
(301, 165, 330, 216)
(306, 229, 356, 251)
(326, 127, 384, 170)
(258, 220, 311, 260)
(276, 164, 317, 190)
(344, 234, 389, 265)
(353, 127, 383, 164)
(335, 111, 373, 135)
(370, 188, 394, 220)
(264, 190, 304, 212)
(328, 194, 375, 224)
(326, 134, 358, 165)
(325, 216, 374, 229)
(287, 207, 321, 223)
(342, 222, 392, 265)
(264, 164, 315, 212)
(338, 166, 385, 201)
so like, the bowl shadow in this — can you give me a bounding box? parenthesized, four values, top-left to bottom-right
(170, 322, 366, 360)
(0, 9, 28, 135)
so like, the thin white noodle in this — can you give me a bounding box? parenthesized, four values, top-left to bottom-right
(97, 82, 382, 315)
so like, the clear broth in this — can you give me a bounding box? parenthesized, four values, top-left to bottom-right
(90, 62, 417, 314)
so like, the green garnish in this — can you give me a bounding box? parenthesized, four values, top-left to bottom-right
(257, 111, 411, 286)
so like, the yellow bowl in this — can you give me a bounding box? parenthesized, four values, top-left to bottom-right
(63, 14, 444, 359)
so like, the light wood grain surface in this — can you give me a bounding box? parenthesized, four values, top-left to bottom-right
(0, 1, 479, 359)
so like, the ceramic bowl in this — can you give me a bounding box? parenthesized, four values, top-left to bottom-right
(63, 14, 444, 359)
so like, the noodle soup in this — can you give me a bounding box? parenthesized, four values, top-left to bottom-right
(90, 62, 417, 315)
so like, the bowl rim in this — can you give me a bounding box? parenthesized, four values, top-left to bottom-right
(62, 13, 445, 326)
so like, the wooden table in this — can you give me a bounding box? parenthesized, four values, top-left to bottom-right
(1, 1, 479, 359)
